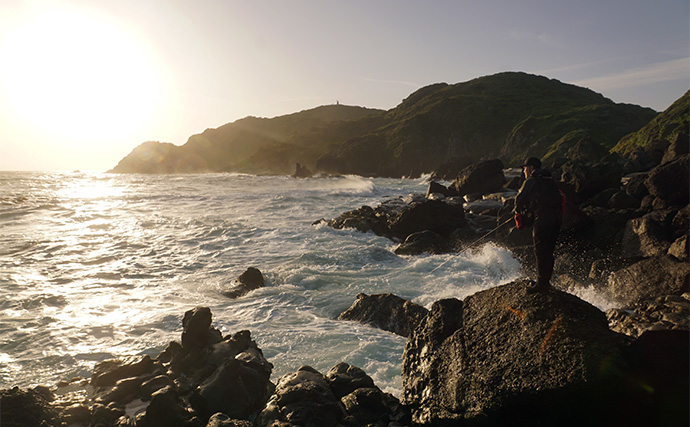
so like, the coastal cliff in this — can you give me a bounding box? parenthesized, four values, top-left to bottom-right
(109, 72, 657, 177)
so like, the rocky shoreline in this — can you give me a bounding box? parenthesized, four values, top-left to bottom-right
(3, 136, 688, 425)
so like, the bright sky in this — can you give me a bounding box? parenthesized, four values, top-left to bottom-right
(0, 0, 688, 171)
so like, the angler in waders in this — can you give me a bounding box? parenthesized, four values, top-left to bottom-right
(514, 157, 563, 292)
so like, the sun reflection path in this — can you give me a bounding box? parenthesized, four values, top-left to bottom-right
(56, 173, 124, 200)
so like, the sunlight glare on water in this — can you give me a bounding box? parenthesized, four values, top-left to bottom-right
(0, 171, 526, 396)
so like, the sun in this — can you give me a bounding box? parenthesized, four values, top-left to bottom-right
(0, 6, 163, 150)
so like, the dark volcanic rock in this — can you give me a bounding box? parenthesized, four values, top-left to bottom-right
(394, 230, 452, 255)
(257, 364, 409, 427)
(323, 196, 466, 242)
(402, 279, 626, 424)
(181, 306, 223, 352)
(207, 413, 254, 426)
(388, 198, 467, 240)
(292, 162, 313, 178)
(623, 172, 650, 200)
(91, 355, 154, 387)
(669, 234, 689, 261)
(257, 365, 344, 427)
(620, 211, 674, 257)
(325, 363, 375, 399)
(607, 254, 690, 305)
(608, 190, 639, 209)
(190, 350, 275, 420)
(223, 267, 266, 299)
(449, 159, 505, 197)
(338, 293, 429, 337)
(426, 180, 460, 198)
(0, 387, 64, 427)
(559, 159, 623, 201)
(142, 385, 192, 427)
(645, 154, 690, 207)
(140, 374, 175, 401)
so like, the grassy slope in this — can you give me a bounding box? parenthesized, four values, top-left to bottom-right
(611, 91, 689, 155)
(110, 72, 673, 176)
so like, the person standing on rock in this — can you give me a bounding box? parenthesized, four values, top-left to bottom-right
(514, 157, 563, 292)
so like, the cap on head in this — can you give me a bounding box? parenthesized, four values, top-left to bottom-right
(522, 157, 542, 169)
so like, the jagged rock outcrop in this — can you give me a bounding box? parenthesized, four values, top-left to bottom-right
(292, 162, 313, 178)
(338, 293, 429, 337)
(402, 279, 627, 424)
(69, 307, 275, 426)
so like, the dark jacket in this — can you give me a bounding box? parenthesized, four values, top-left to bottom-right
(515, 168, 562, 220)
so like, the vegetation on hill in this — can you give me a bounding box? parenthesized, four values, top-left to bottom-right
(611, 91, 689, 155)
(110, 72, 665, 176)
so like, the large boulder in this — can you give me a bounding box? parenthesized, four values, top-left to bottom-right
(322, 196, 466, 242)
(558, 159, 623, 202)
(449, 159, 506, 197)
(326, 363, 410, 426)
(190, 349, 275, 421)
(607, 254, 690, 305)
(402, 280, 626, 424)
(620, 211, 674, 257)
(623, 172, 650, 200)
(256, 365, 345, 427)
(256, 364, 409, 427)
(645, 154, 690, 207)
(387, 198, 467, 240)
(141, 386, 193, 427)
(338, 293, 429, 337)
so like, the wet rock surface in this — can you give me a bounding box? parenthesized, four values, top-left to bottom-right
(338, 293, 429, 337)
(223, 267, 266, 299)
(402, 279, 689, 425)
(256, 363, 409, 427)
(402, 279, 627, 424)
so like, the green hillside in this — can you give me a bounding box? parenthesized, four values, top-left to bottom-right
(611, 90, 689, 155)
(110, 72, 663, 176)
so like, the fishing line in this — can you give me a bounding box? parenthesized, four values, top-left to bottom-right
(430, 217, 514, 273)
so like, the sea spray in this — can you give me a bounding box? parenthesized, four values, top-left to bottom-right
(0, 171, 612, 396)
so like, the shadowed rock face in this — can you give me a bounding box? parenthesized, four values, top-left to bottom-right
(338, 293, 429, 337)
(402, 279, 627, 424)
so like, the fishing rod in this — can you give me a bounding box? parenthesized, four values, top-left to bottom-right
(430, 216, 514, 273)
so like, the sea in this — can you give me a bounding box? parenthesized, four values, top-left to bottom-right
(0, 171, 610, 396)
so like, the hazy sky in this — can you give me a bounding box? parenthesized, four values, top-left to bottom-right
(1, 0, 688, 171)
